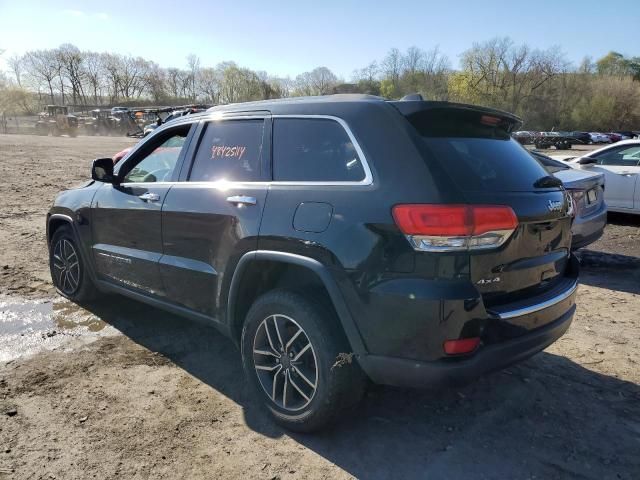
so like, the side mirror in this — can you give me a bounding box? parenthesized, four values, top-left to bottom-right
(578, 156, 597, 165)
(91, 158, 117, 183)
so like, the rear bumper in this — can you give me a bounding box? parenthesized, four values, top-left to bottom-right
(358, 304, 575, 388)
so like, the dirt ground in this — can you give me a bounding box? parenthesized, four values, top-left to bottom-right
(0, 134, 639, 479)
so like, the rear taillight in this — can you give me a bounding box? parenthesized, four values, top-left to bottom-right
(392, 204, 518, 252)
(566, 191, 578, 218)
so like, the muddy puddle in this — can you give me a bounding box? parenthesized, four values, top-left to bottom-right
(0, 296, 119, 362)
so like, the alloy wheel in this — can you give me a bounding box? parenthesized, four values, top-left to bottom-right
(253, 314, 318, 412)
(52, 238, 80, 295)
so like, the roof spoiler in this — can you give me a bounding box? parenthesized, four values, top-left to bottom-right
(390, 100, 523, 132)
(400, 93, 424, 101)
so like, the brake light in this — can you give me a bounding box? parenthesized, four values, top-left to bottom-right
(392, 204, 518, 252)
(480, 115, 501, 126)
(443, 337, 480, 355)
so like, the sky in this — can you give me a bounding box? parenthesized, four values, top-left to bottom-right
(1, 0, 639, 79)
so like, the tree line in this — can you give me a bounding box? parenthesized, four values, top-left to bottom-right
(1, 38, 639, 131)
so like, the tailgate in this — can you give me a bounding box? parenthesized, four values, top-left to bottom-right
(465, 190, 572, 305)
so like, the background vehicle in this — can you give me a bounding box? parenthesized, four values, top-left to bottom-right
(82, 109, 120, 136)
(614, 131, 636, 140)
(570, 131, 591, 145)
(47, 95, 578, 431)
(589, 132, 611, 144)
(35, 105, 78, 137)
(568, 140, 640, 214)
(513, 130, 534, 145)
(111, 106, 130, 115)
(534, 131, 575, 149)
(142, 106, 209, 136)
(531, 151, 606, 249)
(606, 132, 622, 143)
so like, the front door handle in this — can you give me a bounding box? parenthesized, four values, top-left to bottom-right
(226, 195, 257, 206)
(139, 192, 160, 202)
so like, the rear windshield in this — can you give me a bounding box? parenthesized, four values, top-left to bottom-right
(406, 108, 553, 192)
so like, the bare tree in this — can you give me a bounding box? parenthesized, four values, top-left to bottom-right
(145, 62, 167, 103)
(186, 54, 200, 101)
(101, 53, 122, 103)
(382, 48, 402, 89)
(83, 51, 104, 104)
(7, 55, 23, 87)
(23, 50, 58, 103)
(458, 37, 566, 112)
(197, 67, 220, 103)
(294, 67, 338, 96)
(166, 68, 184, 99)
(57, 44, 87, 105)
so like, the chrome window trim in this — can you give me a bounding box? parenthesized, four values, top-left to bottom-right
(489, 278, 578, 320)
(119, 114, 374, 188)
(270, 114, 373, 186)
(117, 182, 176, 187)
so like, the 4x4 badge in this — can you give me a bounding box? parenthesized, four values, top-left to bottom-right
(547, 200, 562, 212)
(477, 277, 501, 285)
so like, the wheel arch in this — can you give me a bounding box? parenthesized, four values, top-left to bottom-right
(227, 250, 367, 355)
(47, 213, 74, 247)
(47, 212, 100, 287)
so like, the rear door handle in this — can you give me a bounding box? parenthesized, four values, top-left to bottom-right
(226, 195, 257, 206)
(139, 192, 160, 202)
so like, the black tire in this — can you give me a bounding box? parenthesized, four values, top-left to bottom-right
(241, 289, 366, 432)
(49, 225, 98, 303)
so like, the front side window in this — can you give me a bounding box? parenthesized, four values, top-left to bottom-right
(189, 120, 264, 182)
(273, 118, 366, 182)
(123, 128, 189, 183)
(595, 146, 640, 166)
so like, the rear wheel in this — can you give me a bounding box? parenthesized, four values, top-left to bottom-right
(241, 289, 366, 432)
(49, 225, 97, 303)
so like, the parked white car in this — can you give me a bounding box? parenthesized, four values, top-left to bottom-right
(568, 140, 640, 214)
(589, 132, 612, 144)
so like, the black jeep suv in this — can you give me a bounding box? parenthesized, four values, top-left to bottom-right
(47, 95, 578, 431)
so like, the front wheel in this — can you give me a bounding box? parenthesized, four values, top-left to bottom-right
(241, 290, 366, 432)
(49, 225, 97, 303)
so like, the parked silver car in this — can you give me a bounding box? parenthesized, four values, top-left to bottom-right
(532, 151, 607, 249)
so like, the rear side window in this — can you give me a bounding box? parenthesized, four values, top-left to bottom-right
(273, 118, 366, 182)
(407, 109, 551, 192)
(189, 120, 264, 182)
